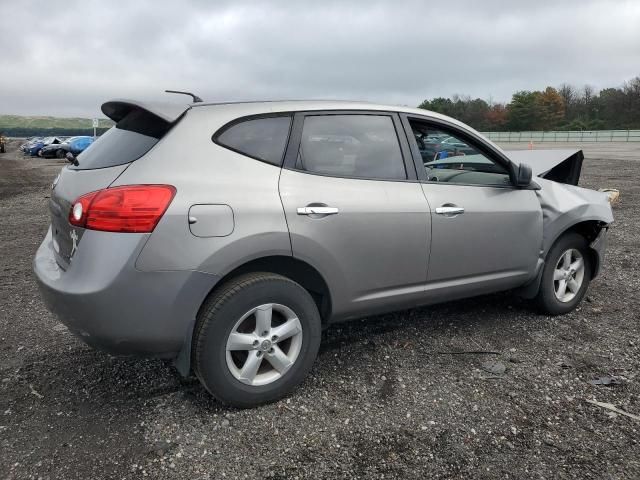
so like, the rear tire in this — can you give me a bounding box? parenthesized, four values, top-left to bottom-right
(193, 273, 321, 408)
(535, 232, 592, 315)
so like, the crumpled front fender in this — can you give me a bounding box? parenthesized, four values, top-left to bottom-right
(537, 178, 613, 255)
(517, 177, 613, 299)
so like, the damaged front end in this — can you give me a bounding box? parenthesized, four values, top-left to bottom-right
(506, 148, 585, 186)
(506, 149, 614, 297)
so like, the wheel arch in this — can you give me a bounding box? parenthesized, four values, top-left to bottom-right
(554, 219, 608, 278)
(174, 255, 332, 377)
(200, 255, 333, 324)
(518, 219, 608, 299)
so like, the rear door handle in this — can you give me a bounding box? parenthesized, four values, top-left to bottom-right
(297, 206, 339, 215)
(435, 206, 465, 215)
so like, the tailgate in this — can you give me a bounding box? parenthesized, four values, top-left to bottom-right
(49, 98, 187, 269)
(50, 164, 129, 269)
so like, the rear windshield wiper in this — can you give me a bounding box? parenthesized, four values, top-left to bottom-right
(66, 152, 79, 167)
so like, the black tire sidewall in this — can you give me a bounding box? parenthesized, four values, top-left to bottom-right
(195, 274, 321, 407)
(538, 233, 592, 315)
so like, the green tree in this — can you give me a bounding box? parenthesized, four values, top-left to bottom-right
(598, 87, 627, 128)
(506, 91, 541, 130)
(622, 77, 640, 128)
(484, 103, 508, 130)
(416, 74, 640, 131)
(418, 97, 454, 116)
(536, 87, 565, 130)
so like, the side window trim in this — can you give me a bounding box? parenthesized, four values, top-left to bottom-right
(283, 110, 417, 182)
(212, 112, 293, 167)
(399, 113, 517, 187)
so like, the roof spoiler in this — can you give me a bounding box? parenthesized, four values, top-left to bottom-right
(101, 99, 191, 124)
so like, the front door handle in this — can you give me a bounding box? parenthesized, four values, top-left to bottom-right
(435, 206, 465, 215)
(297, 206, 339, 216)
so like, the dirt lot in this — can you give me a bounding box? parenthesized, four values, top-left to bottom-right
(1, 140, 639, 479)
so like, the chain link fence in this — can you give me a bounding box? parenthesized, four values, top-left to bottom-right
(481, 130, 640, 142)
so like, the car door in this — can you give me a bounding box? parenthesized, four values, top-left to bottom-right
(279, 112, 431, 321)
(402, 115, 543, 302)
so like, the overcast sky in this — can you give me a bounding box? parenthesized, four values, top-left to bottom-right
(2, 0, 639, 117)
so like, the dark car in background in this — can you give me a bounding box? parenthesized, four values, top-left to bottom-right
(40, 142, 69, 158)
(21, 137, 43, 153)
(40, 136, 94, 158)
(435, 136, 476, 158)
(413, 124, 478, 163)
(415, 132, 448, 160)
(24, 136, 62, 156)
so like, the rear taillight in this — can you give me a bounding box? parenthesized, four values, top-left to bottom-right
(69, 185, 176, 233)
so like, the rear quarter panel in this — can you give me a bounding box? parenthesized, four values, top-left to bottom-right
(115, 107, 292, 274)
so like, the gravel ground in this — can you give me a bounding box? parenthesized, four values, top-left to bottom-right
(1, 140, 639, 479)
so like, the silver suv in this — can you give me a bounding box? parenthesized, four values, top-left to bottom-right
(34, 99, 613, 407)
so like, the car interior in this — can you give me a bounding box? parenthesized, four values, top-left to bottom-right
(409, 120, 511, 186)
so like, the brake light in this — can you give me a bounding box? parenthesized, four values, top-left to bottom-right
(69, 185, 176, 233)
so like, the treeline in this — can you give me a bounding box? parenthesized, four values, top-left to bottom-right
(418, 76, 640, 131)
(2, 127, 110, 138)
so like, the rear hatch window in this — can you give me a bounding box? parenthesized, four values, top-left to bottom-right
(70, 108, 171, 170)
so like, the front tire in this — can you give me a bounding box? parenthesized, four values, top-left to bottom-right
(193, 273, 321, 408)
(56, 149, 66, 159)
(535, 232, 592, 315)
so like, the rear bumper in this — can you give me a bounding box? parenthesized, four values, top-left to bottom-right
(33, 227, 219, 357)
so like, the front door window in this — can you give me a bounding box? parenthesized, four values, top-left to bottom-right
(409, 120, 511, 186)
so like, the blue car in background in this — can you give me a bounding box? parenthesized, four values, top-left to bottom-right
(68, 136, 94, 154)
(39, 136, 95, 158)
(21, 137, 43, 154)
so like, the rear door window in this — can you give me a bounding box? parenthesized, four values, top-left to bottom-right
(295, 115, 406, 180)
(71, 109, 171, 170)
(215, 115, 292, 166)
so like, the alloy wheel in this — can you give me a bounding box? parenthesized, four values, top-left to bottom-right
(225, 303, 303, 386)
(553, 248, 585, 303)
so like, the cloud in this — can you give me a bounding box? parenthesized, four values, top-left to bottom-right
(1, 0, 639, 116)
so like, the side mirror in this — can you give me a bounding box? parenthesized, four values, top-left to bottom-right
(515, 162, 532, 187)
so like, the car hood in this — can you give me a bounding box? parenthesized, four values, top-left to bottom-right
(504, 149, 584, 185)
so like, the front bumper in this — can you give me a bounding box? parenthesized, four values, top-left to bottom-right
(33, 227, 219, 357)
(589, 226, 608, 278)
